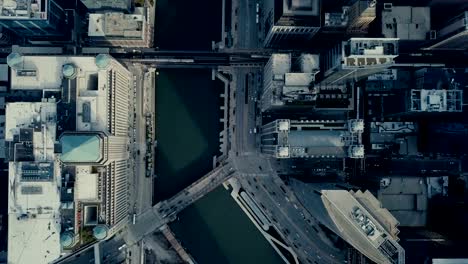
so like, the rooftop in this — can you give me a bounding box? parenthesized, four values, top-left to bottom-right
(268, 119, 362, 158)
(88, 9, 145, 39)
(80, 0, 131, 11)
(378, 177, 428, 227)
(269, 53, 291, 75)
(343, 38, 399, 68)
(410, 89, 463, 112)
(264, 54, 320, 108)
(382, 6, 431, 40)
(8, 54, 115, 132)
(290, 180, 404, 264)
(0, 0, 48, 19)
(75, 166, 99, 201)
(60, 134, 102, 163)
(283, 0, 319, 16)
(5, 101, 57, 162)
(6, 101, 61, 264)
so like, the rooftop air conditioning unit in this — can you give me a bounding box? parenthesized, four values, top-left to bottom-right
(383, 3, 393, 10)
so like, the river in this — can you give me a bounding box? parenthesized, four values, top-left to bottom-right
(154, 68, 283, 264)
(153, 0, 283, 263)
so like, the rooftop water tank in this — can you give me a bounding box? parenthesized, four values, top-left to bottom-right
(62, 64, 77, 79)
(93, 225, 109, 240)
(7, 52, 23, 69)
(60, 232, 75, 248)
(95, 54, 111, 69)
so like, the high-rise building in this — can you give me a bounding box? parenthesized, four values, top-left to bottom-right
(378, 177, 428, 227)
(321, 38, 399, 85)
(87, 8, 152, 47)
(260, 119, 364, 159)
(0, 0, 66, 36)
(261, 0, 321, 48)
(6, 52, 133, 252)
(5, 101, 62, 264)
(381, 5, 431, 40)
(346, 0, 376, 35)
(409, 89, 463, 113)
(425, 11, 468, 50)
(369, 122, 419, 156)
(81, 0, 131, 12)
(290, 180, 405, 264)
(408, 68, 464, 113)
(261, 53, 320, 111)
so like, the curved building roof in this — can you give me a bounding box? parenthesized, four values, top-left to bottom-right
(93, 225, 109, 240)
(95, 54, 111, 69)
(62, 64, 77, 79)
(7, 53, 23, 68)
(60, 134, 101, 163)
(60, 232, 75, 247)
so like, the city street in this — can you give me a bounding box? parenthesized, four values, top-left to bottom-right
(232, 68, 262, 155)
(237, 174, 347, 264)
(125, 63, 156, 264)
(232, 0, 262, 49)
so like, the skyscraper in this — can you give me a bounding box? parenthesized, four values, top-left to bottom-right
(6, 52, 133, 252)
(260, 119, 364, 159)
(425, 11, 468, 50)
(290, 180, 405, 264)
(261, 0, 321, 48)
(320, 38, 399, 85)
(0, 0, 66, 36)
(80, 0, 131, 12)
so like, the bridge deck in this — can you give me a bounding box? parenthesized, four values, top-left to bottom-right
(126, 161, 236, 245)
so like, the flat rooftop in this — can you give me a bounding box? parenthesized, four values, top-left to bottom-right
(382, 6, 430, 40)
(8, 54, 113, 132)
(0, 0, 48, 19)
(5, 102, 57, 162)
(80, 0, 131, 11)
(283, 0, 320, 16)
(290, 180, 403, 264)
(75, 166, 99, 200)
(378, 177, 428, 227)
(269, 54, 291, 75)
(6, 101, 61, 264)
(60, 134, 102, 163)
(88, 9, 145, 39)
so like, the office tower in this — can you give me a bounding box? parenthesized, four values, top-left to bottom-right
(81, 0, 131, 12)
(87, 8, 152, 47)
(261, 53, 320, 111)
(5, 101, 62, 264)
(321, 38, 399, 85)
(6, 52, 133, 251)
(347, 0, 376, 35)
(261, 0, 321, 48)
(381, 5, 431, 40)
(290, 180, 405, 264)
(425, 11, 468, 50)
(260, 119, 364, 159)
(0, 0, 66, 36)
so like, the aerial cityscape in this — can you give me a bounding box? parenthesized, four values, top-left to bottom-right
(0, 0, 467, 264)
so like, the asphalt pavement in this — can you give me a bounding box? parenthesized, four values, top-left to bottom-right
(237, 172, 347, 264)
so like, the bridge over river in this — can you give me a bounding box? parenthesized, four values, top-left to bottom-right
(126, 159, 237, 245)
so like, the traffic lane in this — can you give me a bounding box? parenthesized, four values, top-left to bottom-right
(264, 179, 345, 261)
(239, 177, 343, 264)
(260, 184, 339, 264)
(234, 69, 247, 153)
(133, 67, 151, 215)
(101, 237, 127, 264)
